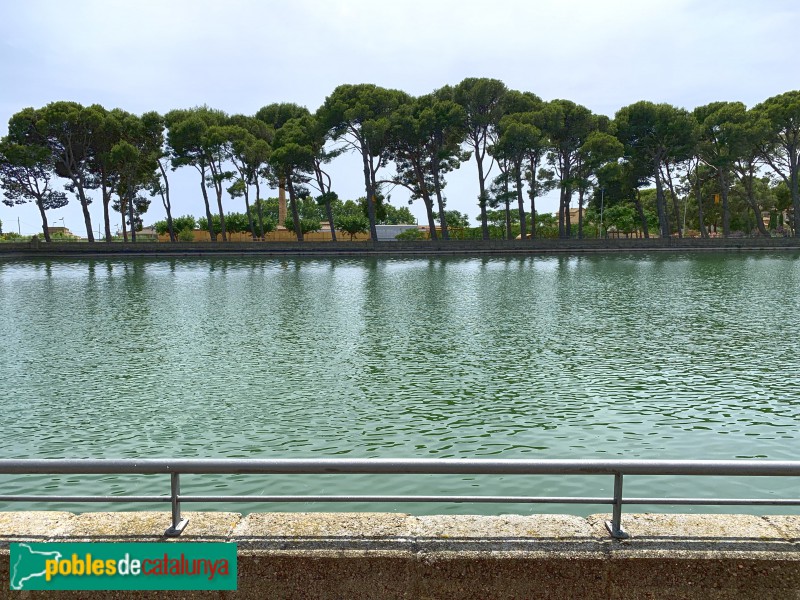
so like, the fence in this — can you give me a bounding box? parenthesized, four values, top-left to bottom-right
(0, 458, 798, 538)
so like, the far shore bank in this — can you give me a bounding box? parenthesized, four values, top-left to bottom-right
(1, 237, 800, 259)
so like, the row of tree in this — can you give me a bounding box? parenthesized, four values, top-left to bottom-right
(1, 80, 798, 242)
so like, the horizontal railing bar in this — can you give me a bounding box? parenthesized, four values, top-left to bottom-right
(623, 498, 800, 506)
(0, 496, 169, 503)
(1, 458, 799, 476)
(1, 494, 798, 506)
(4, 495, 798, 507)
(178, 495, 615, 504)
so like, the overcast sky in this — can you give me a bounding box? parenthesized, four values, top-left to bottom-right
(1, 0, 798, 235)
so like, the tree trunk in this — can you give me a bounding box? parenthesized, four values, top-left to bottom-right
(528, 156, 539, 240)
(424, 196, 438, 240)
(432, 162, 449, 240)
(128, 189, 136, 243)
(694, 164, 709, 238)
(662, 163, 682, 238)
(120, 195, 128, 242)
(634, 191, 649, 238)
(101, 176, 112, 242)
(199, 173, 216, 242)
(254, 178, 265, 239)
(158, 161, 175, 242)
(478, 178, 489, 240)
(215, 186, 227, 242)
(654, 159, 669, 238)
(515, 162, 526, 240)
(791, 148, 799, 238)
(564, 186, 572, 239)
(73, 178, 94, 242)
(36, 200, 51, 243)
(208, 160, 227, 241)
(744, 173, 770, 237)
(719, 171, 731, 238)
(411, 159, 437, 240)
(504, 197, 511, 239)
(361, 149, 378, 242)
(287, 174, 303, 242)
(278, 179, 287, 228)
(476, 156, 489, 240)
(314, 168, 337, 242)
(325, 199, 337, 242)
(578, 188, 584, 239)
(243, 185, 256, 241)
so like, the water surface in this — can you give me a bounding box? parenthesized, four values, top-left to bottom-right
(1, 253, 798, 514)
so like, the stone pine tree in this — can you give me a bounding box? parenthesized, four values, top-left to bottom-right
(0, 139, 68, 242)
(387, 97, 443, 239)
(694, 101, 754, 237)
(397, 88, 470, 241)
(165, 107, 230, 241)
(108, 112, 161, 242)
(731, 109, 772, 237)
(226, 115, 272, 240)
(319, 84, 411, 242)
(9, 102, 102, 241)
(269, 114, 316, 241)
(540, 100, 597, 238)
(615, 102, 697, 239)
(88, 106, 123, 242)
(491, 91, 545, 240)
(754, 91, 800, 237)
(145, 113, 178, 242)
(453, 78, 507, 240)
(256, 103, 310, 233)
(306, 113, 341, 242)
(573, 126, 623, 239)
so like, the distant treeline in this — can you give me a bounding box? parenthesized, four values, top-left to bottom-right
(1, 80, 798, 243)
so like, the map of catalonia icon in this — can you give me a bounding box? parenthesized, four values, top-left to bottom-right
(10, 543, 63, 590)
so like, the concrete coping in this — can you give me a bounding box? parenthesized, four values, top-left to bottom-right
(1, 512, 799, 599)
(0, 511, 798, 559)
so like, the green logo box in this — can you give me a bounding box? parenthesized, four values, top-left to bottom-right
(10, 542, 237, 591)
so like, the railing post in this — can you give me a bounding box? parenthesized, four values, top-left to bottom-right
(605, 472, 630, 539)
(164, 472, 189, 537)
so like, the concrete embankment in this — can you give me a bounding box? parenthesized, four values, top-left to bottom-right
(2, 237, 800, 258)
(1, 511, 798, 599)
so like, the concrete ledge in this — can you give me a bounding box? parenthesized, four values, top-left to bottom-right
(0, 512, 798, 598)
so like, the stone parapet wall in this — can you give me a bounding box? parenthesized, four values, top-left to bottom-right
(2, 237, 800, 258)
(0, 511, 798, 598)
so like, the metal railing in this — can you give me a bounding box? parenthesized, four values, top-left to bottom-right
(0, 458, 798, 538)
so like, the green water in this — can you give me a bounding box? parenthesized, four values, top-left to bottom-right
(0, 253, 799, 515)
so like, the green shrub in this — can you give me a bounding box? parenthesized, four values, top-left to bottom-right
(395, 228, 426, 241)
(283, 217, 321, 235)
(334, 214, 369, 240)
(177, 228, 196, 242)
(153, 215, 197, 236)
